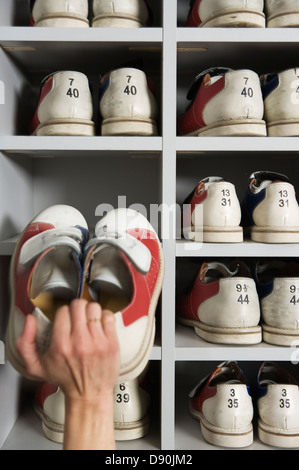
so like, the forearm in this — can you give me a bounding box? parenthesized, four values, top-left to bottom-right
(63, 393, 116, 450)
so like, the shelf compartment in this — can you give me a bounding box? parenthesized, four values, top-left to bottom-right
(0, 28, 163, 74)
(175, 360, 299, 450)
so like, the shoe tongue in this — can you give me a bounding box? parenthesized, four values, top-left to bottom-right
(187, 67, 233, 101)
(85, 232, 151, 275)
(250, 171, 289, 193)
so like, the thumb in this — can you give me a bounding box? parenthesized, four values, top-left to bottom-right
(16, 314, 45, 380)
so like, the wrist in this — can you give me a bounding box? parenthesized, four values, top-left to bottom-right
(65, 389, 114, 410)
(63, 390, 115, 450)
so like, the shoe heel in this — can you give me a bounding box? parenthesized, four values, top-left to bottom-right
(35, 14, 89, 27)
(198, 119, 267, 137)
(33, 119, 95, 136)
(267, 120, 299, 137)
(204, 11, 265, 28)
(267, 12, 299, 28)
(200, 417, 253, 448)
(101, 118, 157, 136)
(92, 15, 142, 28)
(258, 420, 299, 448)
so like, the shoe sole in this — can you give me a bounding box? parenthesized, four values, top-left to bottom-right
(262, 323, 299, 346)
(32, 119, 95, 137)
(267, 120, 299, 137)
(201, 10, 265, 28)
(258, 419, 299, 448)
(34, 13, 89, 27)
(177, 317, 262, 345)
(34, 401, 150, 444)
(101, 117, 157, 136)
(92, 14, 144, 28)
(251, 226, 299, 243)
(34, 402, 64, 444)
(114, 414, 150, 441)
(267, 12, 299, 28)
(183, 226, 243, 243)
(6, 226, 38, 380)
(190, 406, 253, 448)
(186, 119, 267, 137)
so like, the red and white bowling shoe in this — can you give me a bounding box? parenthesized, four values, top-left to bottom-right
(185, 0, 265, 27)
(189, 361, 254, 448)
(6, 205, 88, 378)
(82, 208, 164, 382)
(30, 71, 95, 136)
(177, 260, 261, 344)
(182, 176, 243, 243)
(30, 0, 89, 27)
(34, 375, 151, 443)
(177, 67, 266, 137)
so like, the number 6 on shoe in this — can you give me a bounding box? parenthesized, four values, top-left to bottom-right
(82, 208, 164, 383)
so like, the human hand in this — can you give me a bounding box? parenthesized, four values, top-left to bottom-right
(16, 299, 120, 402)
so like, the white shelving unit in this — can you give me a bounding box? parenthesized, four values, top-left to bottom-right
(1, 0, 299, 451)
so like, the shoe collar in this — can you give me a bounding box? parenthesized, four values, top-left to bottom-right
(187, 67, 233, 101)
(249, 170, 289, 194)
(189, 361, 249, 398)
(198, 260, 252, 284)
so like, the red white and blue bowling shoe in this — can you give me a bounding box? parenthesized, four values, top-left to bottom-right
(265, 0, 299, 27)
(257, 362, 299, 448)
(242, 171, 299, 243)
(98, 67, 158, 136)
(178, 67, 266, 137)
(177, 260, 261, 344)
(92, 0, 152, 27)
(261, 67, 299, 136)
(185, 0, 265, 27)
(82, 208, 164, 382)
(255, 260, 299, 346)
(189, 361, 254, 448)
(6, 205, 88, 378)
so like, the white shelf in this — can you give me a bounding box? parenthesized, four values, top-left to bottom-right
(0, 136, 163, 158)
(1, 399, 160, 450)
(0, 26, 163, 43)
(177, 27, 299, 44)
(175, 324, 299, 362)
(176, 239, 299, 257)
(176, 136, 299, 153)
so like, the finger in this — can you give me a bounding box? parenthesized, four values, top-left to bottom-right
(16, 314, 44, 380)
(69, 299, 89, 336)
(50, 304, 72, 349)
(86, 302, 103, 335)
(101, 310, 118, 343)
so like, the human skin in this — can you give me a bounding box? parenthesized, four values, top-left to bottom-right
(16, 299, 120, 450)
